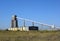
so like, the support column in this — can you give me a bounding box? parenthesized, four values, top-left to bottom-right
(32, 22, 34, 26)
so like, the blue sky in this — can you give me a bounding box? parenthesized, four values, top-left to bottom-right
(0, 0, 60, 29)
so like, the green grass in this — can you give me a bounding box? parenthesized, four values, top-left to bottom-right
(0, 30, 60, 41)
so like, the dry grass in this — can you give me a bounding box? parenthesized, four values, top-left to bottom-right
(0, 30, 60, 41)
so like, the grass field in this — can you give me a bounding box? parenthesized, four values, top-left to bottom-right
(0, 30, 60, 41)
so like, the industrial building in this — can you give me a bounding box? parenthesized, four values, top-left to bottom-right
(8, 15, 38, 31)
(8, 15, 58, 31)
